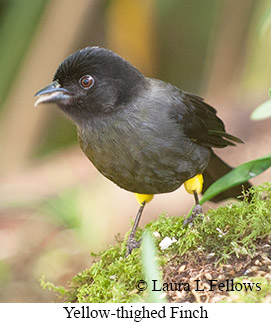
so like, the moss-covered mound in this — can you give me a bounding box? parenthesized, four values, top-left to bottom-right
(41, 184, 271, 303)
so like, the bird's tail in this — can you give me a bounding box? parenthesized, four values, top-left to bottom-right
(202, 152, 251, 202)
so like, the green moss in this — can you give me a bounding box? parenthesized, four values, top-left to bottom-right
(147, 184, 271, 261)
(41, 183, 271, 302)
(61, 242, 145, 303)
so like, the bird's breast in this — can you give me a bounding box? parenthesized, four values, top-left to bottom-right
(77, 112, 211, 194)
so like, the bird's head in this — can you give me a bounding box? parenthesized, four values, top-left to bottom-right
(35, 46, 145, 124)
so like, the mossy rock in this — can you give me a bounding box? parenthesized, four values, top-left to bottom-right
(41, 183, 271, 303)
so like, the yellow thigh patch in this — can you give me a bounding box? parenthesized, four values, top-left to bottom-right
(134, 193, 154, 205)
(184, 174, 203, 194)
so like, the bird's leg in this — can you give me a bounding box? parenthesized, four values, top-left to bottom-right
(126, 193, 153, 256)
(183, 174, 204, 226)
(126, 202, 146, 256)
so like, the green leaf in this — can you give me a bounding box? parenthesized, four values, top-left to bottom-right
(141, 231, 166, 303)
(200, 155, 271, 204)
(251, 99, 271, 120)
(0, 0, 49, 109)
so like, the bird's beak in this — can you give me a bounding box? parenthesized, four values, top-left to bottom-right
(34, 80, 72, 107)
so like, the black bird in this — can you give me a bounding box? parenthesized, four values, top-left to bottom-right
(35, 46, 250, 255)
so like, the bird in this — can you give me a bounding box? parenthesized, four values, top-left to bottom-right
(35, 46, 251, 255)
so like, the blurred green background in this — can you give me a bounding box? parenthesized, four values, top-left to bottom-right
(0, 0, 270, 302)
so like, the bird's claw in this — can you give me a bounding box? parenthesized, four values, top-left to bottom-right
(183, 204, 203, 226)
(126, 235, 141, 257)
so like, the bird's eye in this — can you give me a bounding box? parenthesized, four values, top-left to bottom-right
(79, 75, 94, 89)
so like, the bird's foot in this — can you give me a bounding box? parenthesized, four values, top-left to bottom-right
(126, 235, 141, 257)
(183, 204, 203, 226)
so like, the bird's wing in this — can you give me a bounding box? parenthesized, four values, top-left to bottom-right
(173, 91, 243, 148)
